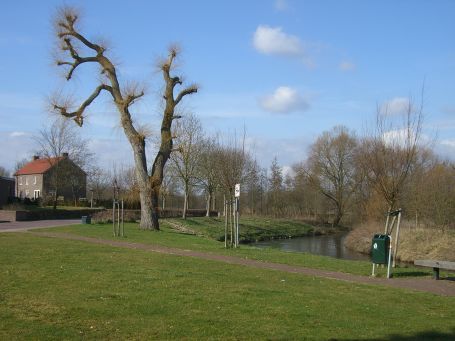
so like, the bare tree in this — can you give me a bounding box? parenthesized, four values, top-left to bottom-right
(303, 126, 359, 226)
(52, 7, 197, 229)
(87, 166, 111, 204)
(169, 113, 204, 219)
(268, 157, 284, 216)
(359, 96, 423, 212)
(0, 166, 9, 177)
(196, 136, 220, 216)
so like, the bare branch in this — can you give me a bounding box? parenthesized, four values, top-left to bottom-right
(53, 84, 112, 126)
(175, 84, 198, 105)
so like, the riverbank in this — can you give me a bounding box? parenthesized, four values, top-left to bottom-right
(166, 216, 343, 243)
(344, 221, 455, 262)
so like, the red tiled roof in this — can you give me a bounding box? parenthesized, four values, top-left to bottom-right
(14, 157, 63, 175)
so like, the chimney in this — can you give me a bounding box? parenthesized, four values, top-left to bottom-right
(33, 155, 39, 161)
(62, 152, 69, 158)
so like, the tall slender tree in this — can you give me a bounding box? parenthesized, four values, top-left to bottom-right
(169, 113, 204, 219)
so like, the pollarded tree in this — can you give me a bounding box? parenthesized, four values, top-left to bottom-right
(52, 7, 197, 229)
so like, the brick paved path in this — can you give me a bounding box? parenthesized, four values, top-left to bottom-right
(0, 219, 81, 232)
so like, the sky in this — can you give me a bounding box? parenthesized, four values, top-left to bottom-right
(1, 0, 454, 175)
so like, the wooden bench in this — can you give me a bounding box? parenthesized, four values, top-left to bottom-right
(414, 260, 455, 280)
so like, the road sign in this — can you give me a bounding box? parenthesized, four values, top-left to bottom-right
(234, 183, 240, 198)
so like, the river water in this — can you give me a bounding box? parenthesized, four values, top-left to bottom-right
(254, 232, 371, 261)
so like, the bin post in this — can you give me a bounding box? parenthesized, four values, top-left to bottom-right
(387, 235, 393, 278)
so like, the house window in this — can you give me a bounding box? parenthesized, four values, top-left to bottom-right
(34, 190, 41, 200)
(34, 176, 37, 185)
(19, 177, 22, 185)
(25, 177, 28, 185)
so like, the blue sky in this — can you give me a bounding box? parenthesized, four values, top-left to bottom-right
(1, 0, 454, 173)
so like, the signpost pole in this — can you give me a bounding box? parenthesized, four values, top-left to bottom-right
(234, 184, 240, 248)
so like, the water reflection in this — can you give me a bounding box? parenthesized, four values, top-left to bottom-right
(254, 232, 370, 261)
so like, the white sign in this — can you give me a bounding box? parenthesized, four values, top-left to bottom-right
(234, 183, 240, 198)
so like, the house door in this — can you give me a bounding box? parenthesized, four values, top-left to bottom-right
(34, 190, 41, 200)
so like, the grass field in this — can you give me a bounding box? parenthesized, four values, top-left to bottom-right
(1, 229, 454, 340)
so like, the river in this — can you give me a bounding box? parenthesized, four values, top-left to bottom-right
(254, 232, 371, 261)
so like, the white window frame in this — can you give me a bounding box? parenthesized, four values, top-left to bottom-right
(19, 176, 22, 185)
(25, 177, 28, 185)
(34, 176, 37, 185)
(34, 190, 41, 199)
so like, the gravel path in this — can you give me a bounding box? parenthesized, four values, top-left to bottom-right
(0, 219, 81, 232)
(30, 231, 455, 297)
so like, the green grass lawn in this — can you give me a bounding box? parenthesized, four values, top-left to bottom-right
(38, 221, 433, 278)
(0, 232, 454, 340)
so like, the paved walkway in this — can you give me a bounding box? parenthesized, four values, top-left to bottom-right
(0, 219, 81, 232)
(31, 231, 455, 297)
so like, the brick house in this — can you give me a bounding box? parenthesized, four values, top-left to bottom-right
(14, 153, 86, 202)
(0, 176, 15, 207)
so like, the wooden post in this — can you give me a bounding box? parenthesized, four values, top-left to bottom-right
(392, 210, 402, 268)
(384, 207, 391, 234)
(224, 200, 228, 248)
(112, 201, 116, 236)
(230, 199, 234, 247)
(387, 235, 393, 279)
(121, 200, 124, 237)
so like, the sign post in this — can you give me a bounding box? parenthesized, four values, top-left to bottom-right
(234, 184, 240, 247)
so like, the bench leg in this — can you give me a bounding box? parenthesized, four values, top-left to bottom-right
(433, 267, 440, 280)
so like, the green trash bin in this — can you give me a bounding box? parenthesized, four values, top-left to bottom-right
(81, 216, 91, 224)
(371, 234, 390, 264)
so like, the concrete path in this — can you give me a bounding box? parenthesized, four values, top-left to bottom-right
(31, 231, 455, 297)
(0, 219, 81, 232)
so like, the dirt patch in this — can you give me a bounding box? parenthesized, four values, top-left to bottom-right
(29, 231, 455, 297)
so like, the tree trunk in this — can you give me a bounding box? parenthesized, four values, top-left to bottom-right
(183, 188, 188, 219)
(151, 187, 160, 229)
(206, 191, 211, 217)
(139, 186, 154, 229)
(53, 190, 58, 210)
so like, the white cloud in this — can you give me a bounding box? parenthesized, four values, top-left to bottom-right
(259, 86, 309, 114)
(244, 135, 312, 169)
(275, 0, 289, 11)
(339, 61, 356, 71)
(253, 25, 304, 57)
(381, 97, 411, 115)
(381, 129, 430, 149)
(9, 131, 28, 137)
(440, 139, 455, 148)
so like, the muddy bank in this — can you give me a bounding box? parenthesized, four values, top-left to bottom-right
(344, 221, 455, 262)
